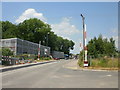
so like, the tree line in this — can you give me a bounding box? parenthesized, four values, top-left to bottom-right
(87, 35, 118, 58)
(1, 18, 75, 54)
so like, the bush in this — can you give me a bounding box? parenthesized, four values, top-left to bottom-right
(2, 48, 13, 56)
(78, 59, 84, 67)
(79, 51, 83, 61)
(35, 56, 51, 60)
(44, 57, 51, 60)
(2, 61, 10, 66)
(15, 54, 36, 60)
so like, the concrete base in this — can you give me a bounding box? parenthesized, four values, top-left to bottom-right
(84, 61, 88, 67)
(84, 63, 88, 67)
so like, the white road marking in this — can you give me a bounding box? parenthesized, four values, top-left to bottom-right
(106, 75, 112, 77)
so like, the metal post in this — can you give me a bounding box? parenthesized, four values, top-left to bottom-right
(38, 41, 41, 60)
(81, 14, 85, 66)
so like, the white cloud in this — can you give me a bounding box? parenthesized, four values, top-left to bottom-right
(51, 17, 81, 39)
(51, 17, 82, 54)
(15, 8, 47, 24)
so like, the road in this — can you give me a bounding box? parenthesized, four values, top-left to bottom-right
(2, 59, 118, 88)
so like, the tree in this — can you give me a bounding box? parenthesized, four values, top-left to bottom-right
(47, 32, 58, 51)
(17, 18, 51, 43)
(2, 21, 17, 39)
(87, 38, 97, 58)
(61, 39, 74, 54)
(87, 35, 117, 58)
(1, 18, 75, 54)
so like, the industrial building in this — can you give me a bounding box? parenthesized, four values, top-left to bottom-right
(52, 51, 64, 59)
(1, 38, 50, 56)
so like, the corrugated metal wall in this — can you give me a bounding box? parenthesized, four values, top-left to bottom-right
(1, 38, 50, 56)
(52, 51, 64, 59)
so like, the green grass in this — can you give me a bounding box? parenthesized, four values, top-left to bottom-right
(91, 58, 118, 68)
(38, 57, 51, 60)
(78, 59, 84, 67)
(78, 57, 118, 69)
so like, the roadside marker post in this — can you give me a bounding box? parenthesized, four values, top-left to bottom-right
(38, 41, 41, 60)
(81, 14, 88, 67)
(84, 24, 88, 67)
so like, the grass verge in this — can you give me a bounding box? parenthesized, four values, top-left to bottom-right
(78, 57, 119, 70)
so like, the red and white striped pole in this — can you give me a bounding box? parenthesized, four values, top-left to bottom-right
(84, 24, 88, 67)
(81, 14, 88, 67)
(38, 41, 41, 60)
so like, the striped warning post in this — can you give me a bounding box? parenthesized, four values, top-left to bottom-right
(84, 24, 88, 67)
(38, 41, 41, 60)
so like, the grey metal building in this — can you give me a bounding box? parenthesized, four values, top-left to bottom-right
(1, 38, 50, 56)
(52, 51, 64, 59)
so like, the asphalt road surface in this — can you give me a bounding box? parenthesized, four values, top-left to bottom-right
(2, 59, 118, 88)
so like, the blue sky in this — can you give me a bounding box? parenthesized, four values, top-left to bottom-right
(2, 2, 118, 54)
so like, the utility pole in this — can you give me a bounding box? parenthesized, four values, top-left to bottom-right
(81, 14, 88, 67)
(38, 41, 41, 60)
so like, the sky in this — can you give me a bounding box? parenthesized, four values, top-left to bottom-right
(2, 2, 118, 54)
